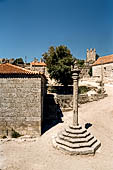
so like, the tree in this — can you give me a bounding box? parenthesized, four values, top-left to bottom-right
(42, 45, 75, 86)
(77, 59, 85, 67)
(13, 58, 24, 65)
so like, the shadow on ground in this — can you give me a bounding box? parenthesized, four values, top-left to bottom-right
(85, 123, 92, 129)
(42, 94, 63, 134)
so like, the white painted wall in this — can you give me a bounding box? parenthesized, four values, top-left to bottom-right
(92, 63, 113, 78)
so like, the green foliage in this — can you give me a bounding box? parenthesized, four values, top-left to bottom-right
(43, 45, 75, 86)
(78, 86, 90, 94)
(48, 85, 90, 94)
(2, 58, 5, 63)
(47, 85, 73, 94)
(96, 54, 100, 60)
(77, 59, 84, 67)
(13, 58, 24, 65)
(11, 129, 21, 138)
(97, 88, 102, 94)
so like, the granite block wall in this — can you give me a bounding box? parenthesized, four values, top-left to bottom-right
(0, 77, 43, 137)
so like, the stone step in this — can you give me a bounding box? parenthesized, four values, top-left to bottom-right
(53, 141, 95, 155)
(92, 140, 101, 152)
(56, 136, 97, 149)
(59, 134, 94, 143)
(62, 131, 90, 138)
(69, 125, 82, 130)
(65, 127, 87, 134)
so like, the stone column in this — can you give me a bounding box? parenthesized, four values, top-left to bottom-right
(72, 62, 80, 126)
(53, 61, 101, 155)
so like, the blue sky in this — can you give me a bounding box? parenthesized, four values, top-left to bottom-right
(0, 0, 112, 62)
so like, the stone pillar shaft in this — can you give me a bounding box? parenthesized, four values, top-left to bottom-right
(73, 78, 78, 126)
(71, 62, 80, 126)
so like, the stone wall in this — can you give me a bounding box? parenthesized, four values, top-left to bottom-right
(55, 95, 73, 111)
(79, 78, 101, 88)
(54, 92, 107, 112)
(30, 65, 46, 74)
(92, 63, 113, 83)
(79, 66, 90, 79)
(0, 76, 45, 137)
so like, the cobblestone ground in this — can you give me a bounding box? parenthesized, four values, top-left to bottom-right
(1, 85, 113, 170)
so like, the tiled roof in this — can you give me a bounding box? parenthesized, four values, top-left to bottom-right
(31, 61, 46, 66)
(92, 54, 113, 66)
(0, 63, 43, 75)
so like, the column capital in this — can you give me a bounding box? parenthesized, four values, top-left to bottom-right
(71, 61, 80, 80)
(72, 71, 80, 80)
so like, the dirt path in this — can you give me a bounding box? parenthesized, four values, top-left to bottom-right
(1, 85, 113, 170)
(0, 141, 5, 170)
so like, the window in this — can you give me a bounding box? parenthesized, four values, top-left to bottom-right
(104, 67, 106, 70)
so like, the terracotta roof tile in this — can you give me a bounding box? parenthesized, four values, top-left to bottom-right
(0, 63, 43, 75)
(92, 54, 113, 66)
(31, 61, 46, 66)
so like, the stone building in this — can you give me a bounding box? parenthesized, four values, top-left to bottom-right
(0, 63, 46, 137)
(92, 54, 113, 83)
(79, 48, 98, 79)
(0, 58, 15, 64)
(30, 59, 47, 74)
(30, 59, 57, 86)
(86, 48, 98, 64)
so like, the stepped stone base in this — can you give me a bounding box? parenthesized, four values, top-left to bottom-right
(52, 125, 101, 155)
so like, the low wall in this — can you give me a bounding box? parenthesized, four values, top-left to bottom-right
(79, 78, 101, 88)
(54, 92, 107, 111)
(104, 77, 113, 85)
